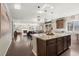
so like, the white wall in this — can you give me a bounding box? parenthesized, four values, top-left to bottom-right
(0, 4, 12, 56)
(0, 32, 12, 56)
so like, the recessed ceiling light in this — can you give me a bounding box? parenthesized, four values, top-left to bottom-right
(50, 6, 54, 9)
(14, 4, 21, 10)
(37, 11, 43, 13)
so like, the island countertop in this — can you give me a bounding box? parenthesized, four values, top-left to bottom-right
(31, 33, 71, 40)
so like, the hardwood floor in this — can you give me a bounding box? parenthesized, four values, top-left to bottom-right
(6, 35, 34, 56)
(6, 34, 79, 56)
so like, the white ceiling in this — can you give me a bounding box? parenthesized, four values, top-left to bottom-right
(6, 3, 79, 23)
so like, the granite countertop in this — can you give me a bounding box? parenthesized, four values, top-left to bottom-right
(31, 33, 71, 40)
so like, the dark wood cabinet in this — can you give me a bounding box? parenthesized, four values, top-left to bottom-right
(37, 39, 46, 56)
(47, 43, 57, 56)
(67, 35, 71, 47)
(46, 39, 57, 56)
(57, 36, 71, 55)
(37, 38, 57, 56)
(63, 36, 68, 50)
(37, 35, 71, 56)
(57, 37, 64, 55)
(56, 18, 65, 29)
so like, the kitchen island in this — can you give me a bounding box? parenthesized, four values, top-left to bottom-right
(32, 33, 71, 56)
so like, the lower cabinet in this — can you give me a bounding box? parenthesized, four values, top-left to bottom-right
(37, 35, 71, 56)
(57, 36, 71, 55)
(37, 39, 46, 56)
(67, 35, 71, 48)
(46, 39, 57, 56)
(64, 36, 68, 50)
(57, 37, 64, 55)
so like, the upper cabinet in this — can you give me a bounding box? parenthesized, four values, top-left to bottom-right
(56, 18, 65, 29)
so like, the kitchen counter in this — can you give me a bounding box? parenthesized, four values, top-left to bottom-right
(32, 33, 71, 40)
(32, 33, 71, 56)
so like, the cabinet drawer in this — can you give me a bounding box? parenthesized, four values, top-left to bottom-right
(47, 43, 57, 56)
(46, 39, 56, 45)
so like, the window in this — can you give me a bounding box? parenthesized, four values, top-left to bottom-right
(73, 21, 79, 31)
(67, 21, 79, 32)
(67, 22, 73, 31)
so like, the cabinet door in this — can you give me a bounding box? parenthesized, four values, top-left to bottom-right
(47, 43, 57, 56)
(37, 38, 46, 56)
(64, 36, 68, 50)
(67, 35, 71, 48)
(57, 37, 64, 55)
(56, 19, 64, 29)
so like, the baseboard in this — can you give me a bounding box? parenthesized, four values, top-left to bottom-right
(32, 49, 37, 56)
(4, 39, 12, 56)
